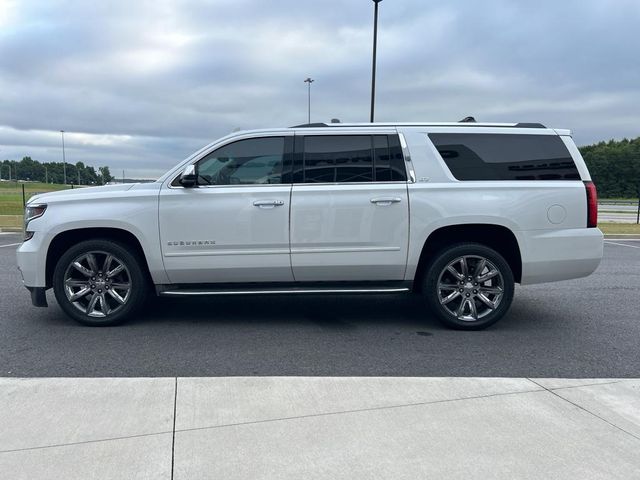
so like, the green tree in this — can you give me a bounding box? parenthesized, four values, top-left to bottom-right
(98, 166, 114, 184)
(580, 137, 640, 198)
(0, 156, 109, 185)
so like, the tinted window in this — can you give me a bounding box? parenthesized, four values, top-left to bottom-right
(303, 136, 373, 183)
(429, 133, 580, 181)
(195, 137, 285, 185)
(299, 135, 406, 183)
(374, 135, 407, 182)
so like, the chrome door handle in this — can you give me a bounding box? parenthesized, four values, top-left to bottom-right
(253, 200, 285, 208)
(370, 197, 402, 206)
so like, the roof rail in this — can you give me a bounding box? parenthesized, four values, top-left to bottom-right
(288, 121, 548, 129)
(290, 122, 328, 128)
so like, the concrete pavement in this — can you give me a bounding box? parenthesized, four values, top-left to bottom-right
(1, 377, 639, 479)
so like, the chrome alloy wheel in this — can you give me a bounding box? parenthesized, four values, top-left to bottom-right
(437, 255, 504, 322)
(63, 251, 132, 318)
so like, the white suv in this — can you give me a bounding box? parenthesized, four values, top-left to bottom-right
(16, 122, 603, 330)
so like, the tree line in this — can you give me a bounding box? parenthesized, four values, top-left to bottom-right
(579, 137, 640, 198)
(0, 157, 113, 185)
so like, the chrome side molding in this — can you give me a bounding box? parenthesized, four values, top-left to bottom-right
(160, 287, 410, 297)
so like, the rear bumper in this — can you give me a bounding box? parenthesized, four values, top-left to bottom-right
(519, 228, 604, 285)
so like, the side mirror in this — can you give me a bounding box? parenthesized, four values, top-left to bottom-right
(179, 164, 197, 188)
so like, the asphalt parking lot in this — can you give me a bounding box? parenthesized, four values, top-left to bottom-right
(1, 232, 638, 378)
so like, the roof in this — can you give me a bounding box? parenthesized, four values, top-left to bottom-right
(290, 122, 547, 129)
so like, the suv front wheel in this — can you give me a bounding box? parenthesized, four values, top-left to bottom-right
(423, 243, 515, 330)
(53, 239, 147, 326)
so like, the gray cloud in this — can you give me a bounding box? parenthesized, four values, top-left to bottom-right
(0, 0, 638, 178)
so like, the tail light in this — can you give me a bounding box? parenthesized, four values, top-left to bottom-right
(584, 181, 597, 228)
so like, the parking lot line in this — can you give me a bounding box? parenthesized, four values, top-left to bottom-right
(0, 243, 20, 248)
(605, 241, 640, 249)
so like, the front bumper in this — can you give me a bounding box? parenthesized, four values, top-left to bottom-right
(27, 287, 48, 307)
(17, 238, 50, 307)
(16, 232, 47, 288)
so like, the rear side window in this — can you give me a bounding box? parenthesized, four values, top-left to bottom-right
(374, 135, 407, 182)
(298, 135, 407, 183)
(304, 135, 373, 183)
(429, 133, 580, 181)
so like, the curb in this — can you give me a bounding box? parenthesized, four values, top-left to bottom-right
(604, 234, 640, 240)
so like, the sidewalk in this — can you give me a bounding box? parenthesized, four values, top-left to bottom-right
(1, 377, 639, 479)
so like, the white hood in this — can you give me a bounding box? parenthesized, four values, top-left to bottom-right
(28, 183, 137, 205)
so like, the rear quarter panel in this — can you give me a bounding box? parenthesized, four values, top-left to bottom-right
(400, 127, 601, 284)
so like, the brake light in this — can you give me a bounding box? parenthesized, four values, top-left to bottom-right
(584, 181, 597, 228)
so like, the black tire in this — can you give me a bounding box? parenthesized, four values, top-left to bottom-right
(423, 243, 515, 330)
(53, 239, 148, 326)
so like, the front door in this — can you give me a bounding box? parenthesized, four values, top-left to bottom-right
(159, 135, 294, 284)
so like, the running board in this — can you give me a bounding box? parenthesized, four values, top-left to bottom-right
(158, 284, 411, 297)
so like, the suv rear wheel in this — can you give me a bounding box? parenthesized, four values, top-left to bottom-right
(423, 243, 514, 330)
(53, 239, 147, 326)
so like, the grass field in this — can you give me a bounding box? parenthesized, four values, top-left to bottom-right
(0, 181, 70, 193)
(0, 182, 71, 215)
(599, 198, 639, 203)
(598, 223, 640, 235)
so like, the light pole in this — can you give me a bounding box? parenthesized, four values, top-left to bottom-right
(304, 77, 314, 124)
(370, 0, 382, 123)
(60, 130, 67, 185)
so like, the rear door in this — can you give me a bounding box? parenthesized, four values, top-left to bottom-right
(290, 132, 410, 281)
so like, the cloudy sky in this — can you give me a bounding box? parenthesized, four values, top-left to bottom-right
(1, 0, 638, 178)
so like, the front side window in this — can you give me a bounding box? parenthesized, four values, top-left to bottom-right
(429, 133, 580, 181)
(194, 137, 285, 186)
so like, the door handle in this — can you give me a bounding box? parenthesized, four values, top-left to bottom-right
(253, 200, 285, 209)
(370, 197, 402, 206)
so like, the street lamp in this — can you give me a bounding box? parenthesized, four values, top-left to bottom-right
(60, 130, 67, 185)
(370, 0, 382, 123)
(304, 77, 314, 124)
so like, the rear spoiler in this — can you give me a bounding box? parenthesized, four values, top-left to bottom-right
(554, 129, 572, 136)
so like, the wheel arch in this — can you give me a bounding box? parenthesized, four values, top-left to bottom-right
(413, 224, 522, 292)
(45, 227, 152, 288)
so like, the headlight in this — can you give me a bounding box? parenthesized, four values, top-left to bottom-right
(24, 204, 47, 240)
